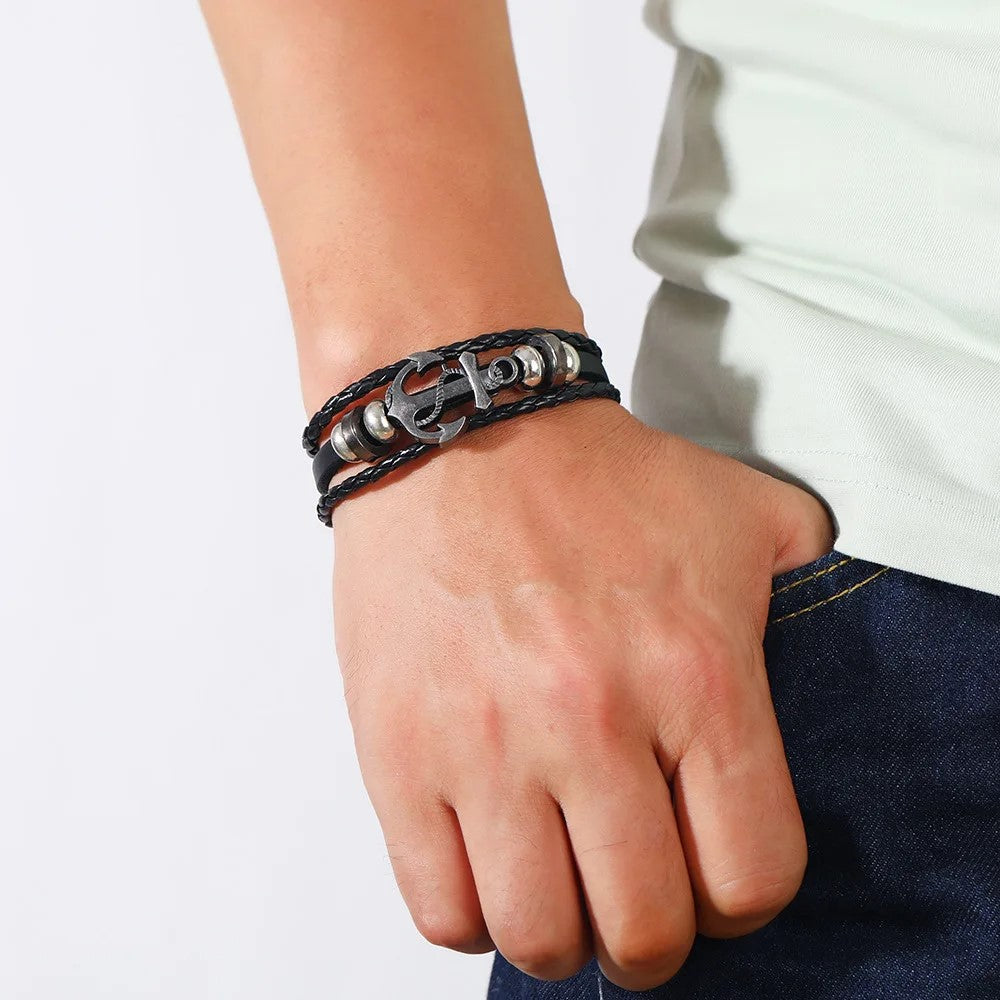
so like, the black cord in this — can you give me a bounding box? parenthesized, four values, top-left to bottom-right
(302, 328, 598, 455)
(316, 379, 621, 524)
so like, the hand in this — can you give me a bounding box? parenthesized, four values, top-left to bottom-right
(332, 399, 835, 991)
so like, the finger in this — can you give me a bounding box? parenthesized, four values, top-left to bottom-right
(559, 744, 696, 991)
(668, 641, 807, 938)
(376, 791, 493, 954)
(457, 779, 591, 981)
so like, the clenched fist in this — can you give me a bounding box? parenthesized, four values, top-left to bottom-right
(332, 398, 835, 991)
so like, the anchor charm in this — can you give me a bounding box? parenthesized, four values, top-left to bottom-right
(384, 349, 521, 444)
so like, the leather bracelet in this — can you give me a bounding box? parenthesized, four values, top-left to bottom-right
(310, 333, 611, 493)
(302, 327, 599, 456)
(303, 329, 620, 524)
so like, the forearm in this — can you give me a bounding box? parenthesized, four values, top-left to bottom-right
(200, 0, 583, 415)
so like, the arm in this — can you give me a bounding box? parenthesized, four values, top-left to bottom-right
(200, 0, 581, 413)
(200, 1, 835, 989)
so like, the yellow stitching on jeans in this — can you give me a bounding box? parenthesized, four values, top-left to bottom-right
(769, 565, 891, 625)
(770, 556, 854, 597)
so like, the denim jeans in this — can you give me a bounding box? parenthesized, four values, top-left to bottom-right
(489, 548, 1000, 998)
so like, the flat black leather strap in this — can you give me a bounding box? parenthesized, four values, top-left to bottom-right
(311, 346, 610, 493)
(302, 328, 598, 456)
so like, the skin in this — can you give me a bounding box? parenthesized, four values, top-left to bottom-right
(200, 0, 836, 990)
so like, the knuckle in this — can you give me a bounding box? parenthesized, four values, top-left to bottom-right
(461, 697, 508, 764)
(656, 625, 746, 746)
(710, 864, 806, 924)
(605, 917, 694, 980)
(535, 653, 629, 747)
(676, 627, 737, 694)
(491, 892, 587, 980)
(501, 934, 588, 981)
(412, 905, 486, 952)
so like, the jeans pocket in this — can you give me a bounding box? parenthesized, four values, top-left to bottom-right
(766, 548, 893, 627)
(769, 546, 847, 592)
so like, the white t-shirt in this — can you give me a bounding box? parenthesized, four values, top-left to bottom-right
(632, 0, 1000, 597)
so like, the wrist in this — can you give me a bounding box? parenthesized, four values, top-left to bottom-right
(331, 393, 631, 533)
(295, 296, 587, 419)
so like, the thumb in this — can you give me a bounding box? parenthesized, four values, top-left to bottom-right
(769, 479, 838, 577)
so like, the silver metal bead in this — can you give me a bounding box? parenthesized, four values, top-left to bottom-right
(330, 421, 361, 463)
(563, 342, 581, 382)
(362, 400, 397, 443)
(340, 406, 387, 462)
(529, 332, 571, 387)
(513, 345, 546, 388)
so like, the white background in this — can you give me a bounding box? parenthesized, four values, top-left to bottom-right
(0, 3, 673, 997)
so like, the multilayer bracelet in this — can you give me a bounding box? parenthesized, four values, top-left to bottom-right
(302, 328, 620, 524)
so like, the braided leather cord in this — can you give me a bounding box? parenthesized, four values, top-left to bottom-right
(316, 379, 621, 524)
(302, 328, 598, 455)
